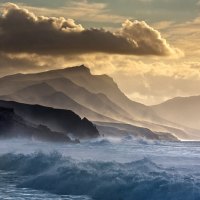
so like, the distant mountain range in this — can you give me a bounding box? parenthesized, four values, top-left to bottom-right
(1, 82, 114, 123)
(0, 65, 199, 141)
(0, 65, 161, 123)
(152, 95, 200, 130)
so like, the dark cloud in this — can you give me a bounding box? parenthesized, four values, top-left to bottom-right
(0, 3, 181, 57)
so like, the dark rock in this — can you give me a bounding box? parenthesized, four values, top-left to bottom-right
(0, 100, 99, 140)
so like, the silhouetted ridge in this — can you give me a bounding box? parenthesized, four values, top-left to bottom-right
(0, 100, 99, 139)
(0, 107, 75, 143)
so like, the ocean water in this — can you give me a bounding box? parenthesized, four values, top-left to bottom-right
(0, 137, 200, 200)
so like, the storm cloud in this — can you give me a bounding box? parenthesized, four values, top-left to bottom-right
(0, 3, 181, 57)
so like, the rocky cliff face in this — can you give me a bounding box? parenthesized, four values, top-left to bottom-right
(0, 107, 75, 143)
(0, 101, 99, 141)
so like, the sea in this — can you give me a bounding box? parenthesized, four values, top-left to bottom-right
(0, 137, 200, 200)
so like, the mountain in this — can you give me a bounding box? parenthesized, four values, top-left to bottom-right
(0, 100, 177, 142)
(0, 82, 114, 122)
(0, 100, 99, 139)
(40, 65, 164, 122)
(0, 65, 164, 124)
(0, 65, 198, 140)
(95, 122, 179, 141)
(0, 107, 74, 143)
(152, 95, 200, 130)
(46, 78, 132, 123)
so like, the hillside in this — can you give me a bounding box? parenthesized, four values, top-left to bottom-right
(152, 95, 200, 130)
(0, 100, 99, 139)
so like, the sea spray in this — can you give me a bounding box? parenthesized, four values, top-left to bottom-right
(0, 138, 200, 200)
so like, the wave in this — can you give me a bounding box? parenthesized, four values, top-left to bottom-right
(85, 137, 123, 146)
(0, 152, 200, 200)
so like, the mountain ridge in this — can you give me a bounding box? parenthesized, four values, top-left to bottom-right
(0, 82, 115, 123)
(0, 100, 100, 139)
(152, 95, 200, 130)
(0, 65, 164, 123)
(0, 107, 75, 143)
(0, 65, 198, 140)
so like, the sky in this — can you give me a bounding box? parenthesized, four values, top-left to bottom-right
(0, 0, 200, 105)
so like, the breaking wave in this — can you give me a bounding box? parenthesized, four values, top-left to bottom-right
(0, 150, 200, 200)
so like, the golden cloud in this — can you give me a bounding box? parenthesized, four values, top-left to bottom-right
(0, 3, 182, 57)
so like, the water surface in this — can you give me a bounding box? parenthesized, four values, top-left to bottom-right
(0, 137, 200, 200)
